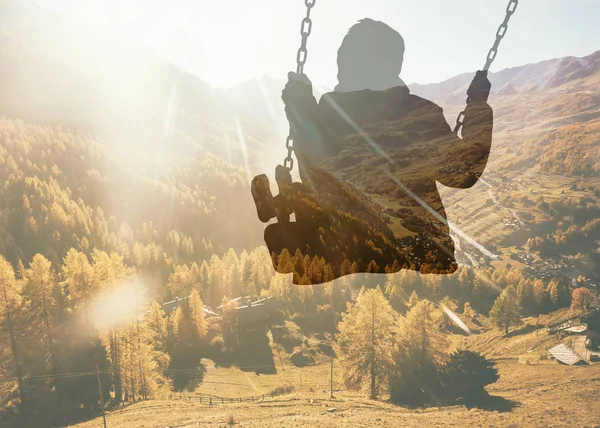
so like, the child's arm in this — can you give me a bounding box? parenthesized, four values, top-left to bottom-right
(282, 73, 334, 168)
(437, 71, 494, 189)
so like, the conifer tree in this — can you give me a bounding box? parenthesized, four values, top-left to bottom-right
(463, 302, 474, 321)
(385, 275, 405, 310)
(408, 290, 419, 307)
(516, 279, 536, 316)
(22, 254, 60, 412)
(489, 285, 521, 335)
(391, 299, 448, 404)
(188, 290, 207, 339)
(337, 286, 396, 399)
(0, 256, 25, 410)
(147, 301, 168, 351)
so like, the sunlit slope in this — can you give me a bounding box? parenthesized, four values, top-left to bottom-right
(0, 117, 264, 269)
(70, 361, 600, 428)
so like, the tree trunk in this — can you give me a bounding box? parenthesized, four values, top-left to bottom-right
(136, 317, 146, 400)
(2, 282, 25, 409)
(113, 329, 122, 404)
(128, 333, 136, 403)
(42, 293, 60, 414)
(370, 298, 376, 399)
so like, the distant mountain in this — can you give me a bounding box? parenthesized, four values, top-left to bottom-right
(410, 50, 600, 107)
(3, 0, 599, 193)
(0, 0, 276, 172)
(227, 50, 600, 144)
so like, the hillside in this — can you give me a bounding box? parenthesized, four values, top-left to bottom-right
(70, 360, 600, 427)
(0, 116, 265, 295)
(68, 305, 600, 428)
(1, 3, 599, 427)
(410, 50, 600, 108)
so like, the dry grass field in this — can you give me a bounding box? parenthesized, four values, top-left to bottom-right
(71, 311, 600, 428)
(70, 360, 600, 428)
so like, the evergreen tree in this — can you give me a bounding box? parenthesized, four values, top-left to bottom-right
(489, 285, 521, 335)
(385, 275, 405, 310)
(391, 299, 449, 405)
(21, 254, 60, 414)
(337, 286, 396, 399)
(463, 302, 474, 321)
(516, 279, 536, 316)
(547, 279, 559, 308)
(147, 301, 168, 351)
(0, 256, 25, 411)
(188, 290, 207, 339)
(408, 290, 419, 307)
(532, 278, 549, 311)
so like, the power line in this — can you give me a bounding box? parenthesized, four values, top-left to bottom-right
(0, 370, 112, 384)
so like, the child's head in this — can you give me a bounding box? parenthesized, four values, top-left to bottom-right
(335, 19, 405, 92)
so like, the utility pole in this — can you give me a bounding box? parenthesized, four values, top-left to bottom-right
(96, 363, 107, 428)
(330, 306, 335, 399)
(330, 354, 334, 399)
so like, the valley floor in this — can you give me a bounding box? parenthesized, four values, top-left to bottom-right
(71, 361, 600, 428)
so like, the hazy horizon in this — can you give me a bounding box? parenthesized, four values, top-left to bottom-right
(34, 0, 600, 90)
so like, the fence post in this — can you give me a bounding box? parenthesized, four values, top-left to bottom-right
(262, 394, 264, 401)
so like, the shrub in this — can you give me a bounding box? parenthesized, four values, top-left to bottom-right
(440, 350, 499, 403)
(268, 385, 295, 396)
(227, 413, 236, 426)
(272, 326, 304, 352)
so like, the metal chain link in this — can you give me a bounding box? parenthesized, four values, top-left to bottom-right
(454, 0, 518, 135)
(284, 0, 316, 171)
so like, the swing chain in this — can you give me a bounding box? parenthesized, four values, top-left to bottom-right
(454, 0, 518, 135)
(284, 0, 316, 171)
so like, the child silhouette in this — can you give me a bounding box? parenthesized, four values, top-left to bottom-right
(252, 18, 493, 284)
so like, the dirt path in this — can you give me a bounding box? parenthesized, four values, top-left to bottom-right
(244, 372, 262, 393)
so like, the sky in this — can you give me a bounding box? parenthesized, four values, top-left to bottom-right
(37, 0, 600, 89)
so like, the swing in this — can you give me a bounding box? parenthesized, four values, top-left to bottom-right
(251, 0, 519, 284)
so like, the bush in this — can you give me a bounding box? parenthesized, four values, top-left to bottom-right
(390, 350, 498, 406)
(268, 385, 295, 396)
(206, 318, 223, 342)
(440, 350, 499, 403)
(318, 342, 335, 357)
(272, 326, 304, 352)
(291, 306, 335, 333)
(209, 335, 233, 366)
(290, 348, 315, 367)
(227, 413, 236, 426)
